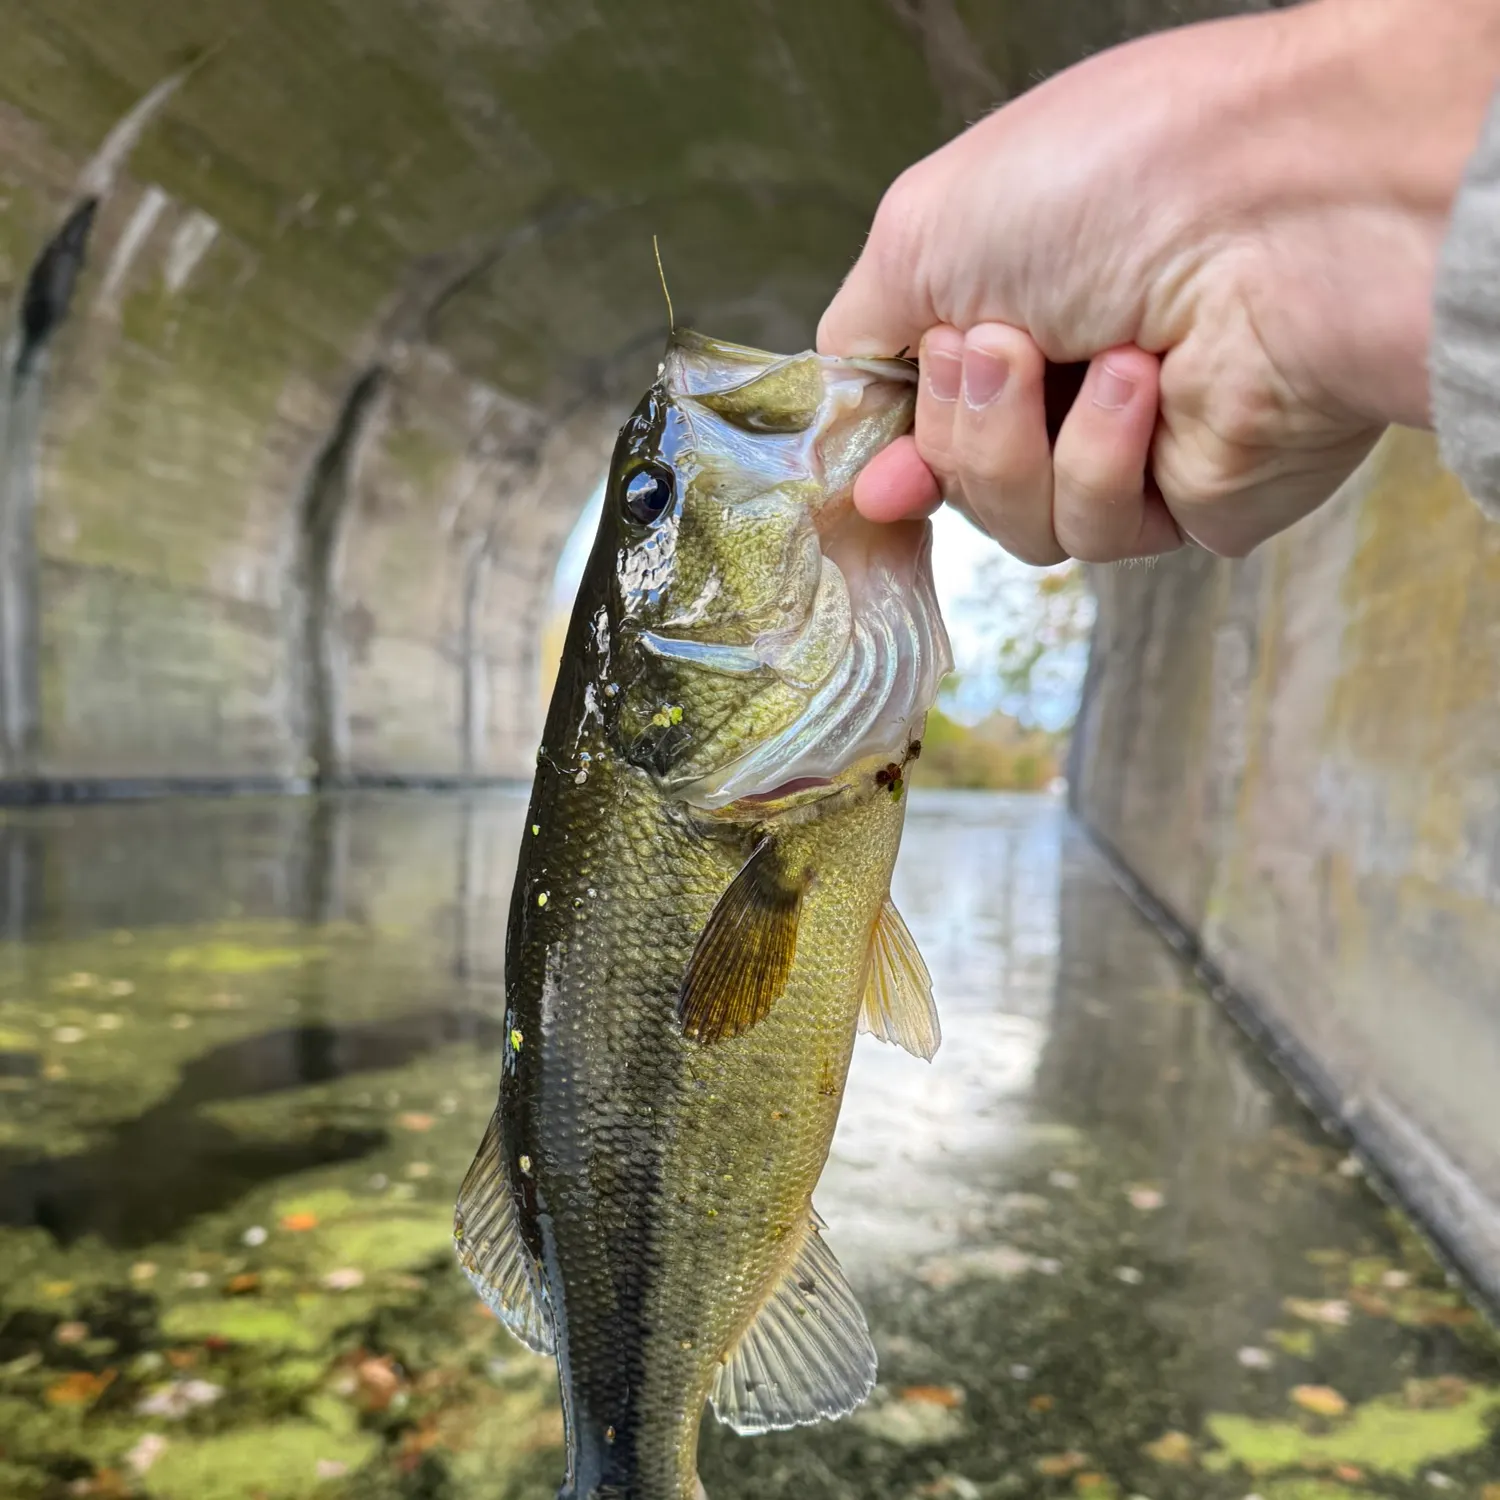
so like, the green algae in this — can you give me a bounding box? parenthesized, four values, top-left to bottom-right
(1205, 1388, 1500, 1478)
(143, 1420, 381, 1500)
(1261, 1482, 1383, 1500)
(164, 941, 327, 974)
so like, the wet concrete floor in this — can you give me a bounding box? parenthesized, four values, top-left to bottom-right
(0, 788, 1498, 1499)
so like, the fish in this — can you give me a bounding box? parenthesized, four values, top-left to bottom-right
(454, 328, 953, 1500)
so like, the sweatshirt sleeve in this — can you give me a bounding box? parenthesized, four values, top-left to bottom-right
(1431, 84, 1500, 520)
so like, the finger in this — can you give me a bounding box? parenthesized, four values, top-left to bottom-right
(911, 325, 965, 501)
(947, 323, 1065, 566)
(1051, 346, 1183, 562)
(817, 173, 935, 359)
(853, 436, 941, 522)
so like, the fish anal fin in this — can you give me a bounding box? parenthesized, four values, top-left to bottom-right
(858, 896, 940, 1061)
(452, 1108, 555, 1355)
(708, 1214, 877, 1434)
(677, 838, 804, 1046)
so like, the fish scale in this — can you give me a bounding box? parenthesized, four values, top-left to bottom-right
(455, 329, 950, 1500)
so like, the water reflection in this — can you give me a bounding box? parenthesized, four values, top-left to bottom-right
(0, 789, 1497, 1499)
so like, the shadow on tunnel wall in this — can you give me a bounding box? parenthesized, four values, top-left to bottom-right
(0, 0, 1269, 799)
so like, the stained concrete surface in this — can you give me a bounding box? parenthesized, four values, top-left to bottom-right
(2, 788, 1499, 1499)
(1071, 426, 1500, 1314)
(0, 0, 1272, 790)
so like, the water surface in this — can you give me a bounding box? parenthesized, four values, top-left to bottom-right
(1, 789, 1497, 1499)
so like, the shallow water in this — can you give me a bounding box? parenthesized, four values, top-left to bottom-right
(0, 788, 1497, 1500)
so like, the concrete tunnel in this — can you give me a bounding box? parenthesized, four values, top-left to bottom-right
(3, 0, 1500, 1318)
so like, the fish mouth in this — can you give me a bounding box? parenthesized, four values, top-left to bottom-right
(738, 776, 835, 802)
(638, 338, 950, 814)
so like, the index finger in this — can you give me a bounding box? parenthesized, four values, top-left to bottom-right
(816, 180, 936, 359)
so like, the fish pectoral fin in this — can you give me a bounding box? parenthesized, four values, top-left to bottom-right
(677, 837, 804, 1046)
(452, 1108, 555, 1356)
(858, 896, 941, 1061)
(708, 1213, 877, 1434)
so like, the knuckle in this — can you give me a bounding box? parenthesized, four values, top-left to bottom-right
(867, 169, 929, 276)
(1052, 453, 1133, 513)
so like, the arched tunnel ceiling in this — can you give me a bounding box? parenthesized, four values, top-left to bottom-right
(0, 0, 1262, 792)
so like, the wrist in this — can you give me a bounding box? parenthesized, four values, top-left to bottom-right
(1308, 0, 1500, 222)
(1242, 0, 1500, 426)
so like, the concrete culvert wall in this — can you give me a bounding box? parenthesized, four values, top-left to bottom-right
(1070, 428, 1500, 1311)
(0, 0, 1265, 796)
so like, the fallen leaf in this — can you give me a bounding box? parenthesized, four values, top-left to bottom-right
(1291, 1384, 1348, 1418)
(899, 1385, 965, 1409)
(136, 1379, 224, 1418)
(1029, 1394, 1054, 1412)
(356, 1355, 403, 1411)
(1074, 1475, 1118, 1497)
(1334, 1466, 1364, 1482)
(279, 1212, 319, 1232)
(54, 1320, 89, 1345)
(1404, 1376, 1469, 1408)
(45, 1370, 115, 1406)
(917, 1477, 981, 1500)
(1283, 1297, 1351, 1326)
(225, 1272, 260, 1295)
(1036, 1452, 1088, 1478)
(397, 1112, 435, 1132)
(1349, 1288, 1393, 1318)
(126, 1434, 169, 1475)
(1143, 1430, 1194, 1465)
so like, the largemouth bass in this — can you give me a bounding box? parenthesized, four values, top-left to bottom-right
(454, 329, 952, 1500)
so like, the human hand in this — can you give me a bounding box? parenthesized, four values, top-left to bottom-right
(818, 0, 1500, 564)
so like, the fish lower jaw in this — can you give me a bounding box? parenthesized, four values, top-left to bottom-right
(687, 735, 925, 821)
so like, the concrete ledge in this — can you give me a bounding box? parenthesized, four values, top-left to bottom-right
(0, 774, 532, 806)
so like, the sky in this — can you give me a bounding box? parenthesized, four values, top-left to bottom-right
(547, 481, 1091, 731)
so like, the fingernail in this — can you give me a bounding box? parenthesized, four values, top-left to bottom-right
(925, 351, 961, 403)
(1093, 362, 1137, 411)
(962, 346, 1009, 409)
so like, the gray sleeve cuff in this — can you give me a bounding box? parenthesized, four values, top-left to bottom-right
(1432, 84, 1500, 519)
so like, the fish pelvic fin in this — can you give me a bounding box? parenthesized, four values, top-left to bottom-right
(677, 837, 805, 1046)
(708, 1211, 877, 1434)
(453, 1107, 555, 1355)
(858, 896, 940, 1061)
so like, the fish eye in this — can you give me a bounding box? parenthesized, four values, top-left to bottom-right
(622, 463, 675, 526)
